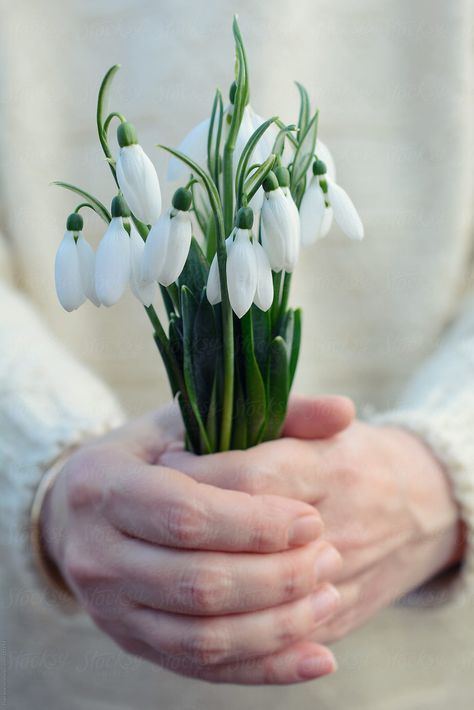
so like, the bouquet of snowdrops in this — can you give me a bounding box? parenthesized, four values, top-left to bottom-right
(54, 17, 363, 454)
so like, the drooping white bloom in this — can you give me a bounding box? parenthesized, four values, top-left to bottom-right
(299, 176, 328, 245)
(95, 217, 131, 307)
(167, 104, 279, 183)
(252, 239, 273, 311)
(226, 228, 258, 318)
(54, 231, 86, 312)
(159, 210, 193, 286)
(260, 185, 299, 273)
(129, 226, 157, 307)
(76, 234, 100, 306)
(116, 122, 162, 225)
(141, 212, 171, 284)
(282, 187, 301, 270)
(206, 237, 232, 305)
(326, 178, 364, 241)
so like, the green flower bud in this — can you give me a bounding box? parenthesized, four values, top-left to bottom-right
(66, 213, 84, 232)
(172, 187, 193, 212)
(117, 121, 138, 148)
(111, 195, 131, 218)
(312, 159, 327, 176)
(235, 206, 254, 230)
(274, 166, 290, 188)
(262, 171, 279, 193)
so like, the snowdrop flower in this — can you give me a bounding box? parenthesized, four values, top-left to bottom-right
(142, 187, 193, 287)
(95, 196, 131, 307)
(54, 213, 87, 312)
(129, 225, 157, 307)
(207, 207, 273, 317)
(116, 122, 162, 225)
(300, 159, 363, 244)
(260, 171, 300, 273)
(167, 84, 278, 182)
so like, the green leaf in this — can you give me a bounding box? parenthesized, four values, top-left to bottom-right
(169, 315, 183, 368)
(207, 89, 224, 188)
(261, 336, 290, 442)
(240, 310, 266, 446)
(244, 153, 277, 204)
(178, 237, 209, 298)
(251, 304, 271, 375)
(295, 82, 310, 136)
(52, 182, 111, 224)
(206, 374, 218, 452)
(97, 64, 121, 161)
(176, 392, 200, 454)
(235, 117, 278, 208)
(191, 290, 219, 423)
(289, 308, 302, 387)
(290, 110, 319, 195)
(231, 360, 248, 450)
(181, 286, 212, 453)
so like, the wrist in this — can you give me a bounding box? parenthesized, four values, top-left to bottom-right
(381, 425, 464, 576)
(31, 449, 77, 606)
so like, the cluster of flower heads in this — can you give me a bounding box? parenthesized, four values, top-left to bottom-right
(55, 103, 364, 318)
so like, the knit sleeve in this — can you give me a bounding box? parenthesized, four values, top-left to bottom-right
(0, 281, 125, 610)
(369, 290, 474, 606)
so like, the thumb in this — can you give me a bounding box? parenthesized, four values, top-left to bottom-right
(282, 394, 355, 439)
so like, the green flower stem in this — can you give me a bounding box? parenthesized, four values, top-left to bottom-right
(271, 271, 282, 327)
(278, 272, 292, 325)
(103, 111, 127, 136)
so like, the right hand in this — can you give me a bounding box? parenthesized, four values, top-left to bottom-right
(40, 400, 352, 685)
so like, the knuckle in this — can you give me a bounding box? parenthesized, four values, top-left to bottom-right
(279, 557, 304, 602)
(274, 610, 299, 646)
(164, 498, 208, 546)
(179, 563, 232, 614)
(184, 624, 230, 666)
(248, 512, 277, 552)
(65, 449, 105, 511)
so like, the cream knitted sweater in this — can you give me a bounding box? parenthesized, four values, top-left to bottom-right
(1, 0, 474, 708)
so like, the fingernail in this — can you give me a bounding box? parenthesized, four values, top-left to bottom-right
(288, 515, 322, 546)
(314, 545, 342, 583)
(310, 585, 340, 622)
(298, 652, 337, 680)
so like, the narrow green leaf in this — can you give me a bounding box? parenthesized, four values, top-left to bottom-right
(177, 392, 200, 454)
(181, 286, 212, 453)
(290, 110, 319, 194)
(206, 374, 218, 452)
(295, 81, 310, 135)
(235, 117, 278, 208)
(261, 336, 290, 442)
(52, 182, 111, 223)
(240, 311, 266, 446)
(231, 362, 248, 450)
(244, 153, 277, 204)
(251, 304, 271, 375)
(207, 89, 224, 188)
(289, 308, 302, 387)
(97, 64, 121, 161)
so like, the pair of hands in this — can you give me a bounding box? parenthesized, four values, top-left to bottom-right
(41, 396, 462, 685)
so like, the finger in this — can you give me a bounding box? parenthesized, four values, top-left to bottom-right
(114, 537, 342, 615)
(115, 637, 337, 685)
(125, 582, 339, 668)
(99, 450, 324, 552)
(282, 394, 355, 439)
(159, 436, 328, 501)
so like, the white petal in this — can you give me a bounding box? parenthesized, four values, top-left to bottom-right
(142, 212, 170, 283)
(116, 144, 162, 225)
(226, 229, 257, 318)
(95, 218, 131, 306)
(283, 189, 300, 271)
(206, 236, 233, 305)
(252, 239, 273, 311)
(316, 139, 336, 180)
(159, 211, 192, 286)
(129, 226, 157, 307)
(320, 206, 334, 238)
(327, 180, 364, 240)
(54, 231, 86, 311)
(260, 188, 295, 272)
(299, 177, 327, 245)
(76, 235, 100, 306)
(167, 117, 210, 181)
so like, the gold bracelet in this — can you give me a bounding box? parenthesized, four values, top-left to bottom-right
(29, 448, 79, 612)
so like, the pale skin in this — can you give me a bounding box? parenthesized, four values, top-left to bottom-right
(41, 396, 464, 685)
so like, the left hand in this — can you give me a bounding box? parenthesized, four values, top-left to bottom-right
(161, 395, 464, 646)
